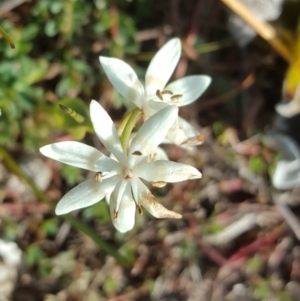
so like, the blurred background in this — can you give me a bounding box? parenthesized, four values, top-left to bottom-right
(1, 0, 300, 300)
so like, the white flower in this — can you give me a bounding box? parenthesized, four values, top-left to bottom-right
(270, 133, 300, 190)
(0, 239, 22, 266)
(275, 83, 300, 118)
(40, 100, 202, 232)
(99, 38, 211, 146)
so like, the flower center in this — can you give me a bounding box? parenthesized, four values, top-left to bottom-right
(123, 168, 133, 180)
(156, 89, 183, 103)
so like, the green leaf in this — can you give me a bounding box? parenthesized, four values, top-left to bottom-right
(253, 281, 272, 299)
(246, 256, 263, 273)
(52, 98, 93, 140)
(42, 218, 59, 236)
(83, 201, 110, 222)
(45, 20, 58, 37)
(249, 156, 267, 174)
(26, 245, 45, 265)
(61, 164, 82, 186)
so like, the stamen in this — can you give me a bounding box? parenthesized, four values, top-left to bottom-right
(181, 134, 204, 146)
(137, 204, 143, 215)
(113, 208, 119, 220)
(152, 181, 167, 188)
(170, 94, 183, 102)
(132, 150, 142, 156)
(161, 90, 173, 95)
(95, 174, 102, 182)
(147, 152, 156, 163)
(156, 90, 163, 101)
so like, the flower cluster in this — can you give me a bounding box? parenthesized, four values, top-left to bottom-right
(40, 38, 211, 232)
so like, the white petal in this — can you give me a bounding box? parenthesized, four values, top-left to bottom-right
(99, 57, 145, 109)
(40, 141, 120, 172)
(165, 75, 211, 107)
(114, 180, 129, 212)
(145, 38, 181, 95)
(150, 146, 169, 161)
(90, 100, 126, 165)
(269, 133, 300, 190)
(272, 159, 300, 190)
(142, 98, 169, 119)
(136, 179, 181, 219)
(135, 160, 202, 183)
(275, 101, 300, 118)
(110, 184, 136, 233)
(129, 106, 178, 165)
(55, 177, 119, 215)
(275, 83, 300, 118)
(167, 117, 200, 145)
(269, 133, 300, 161)
(130, 177, 139, 204)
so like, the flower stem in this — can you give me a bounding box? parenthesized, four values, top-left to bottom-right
(117, 109, 134, 136)
(0, 26, 15, 49)
(120, 108, 142, 154)
(0, 147, 130, 266)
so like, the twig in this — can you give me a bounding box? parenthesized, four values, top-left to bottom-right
(0, 147, 129, 266)
(107, 286, 146, 301)
(198, 73, 255, 111)
(228, 223, 287, 263)
(204, 213, 257, 246)
(274, 193, 300, 240)
(135, 26, 173, 42)
(220, 0, 293, 63)
(189, 218, 228, 266)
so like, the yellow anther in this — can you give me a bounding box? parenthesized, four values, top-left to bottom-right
(156, 90, 163, 100)
(95, 174, 102, 182)
(152, 182, 167, 188)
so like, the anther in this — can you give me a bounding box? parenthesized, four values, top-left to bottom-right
(161, 90, 173, 95)
(95, 174, 102, 182)
(132, 150, 142, 156)
(152, 181, 167, 188)
(156, 90, 163, 100)
(181, 134, 204, 146)
(137, 204, 143, 215)
(170, 94, 183, 102)
(147, 152, 156, 163)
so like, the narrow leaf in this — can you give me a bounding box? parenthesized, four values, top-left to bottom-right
(59, 104, 85, 123)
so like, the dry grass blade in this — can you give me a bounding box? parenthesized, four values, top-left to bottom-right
(274, 193, 300, 240)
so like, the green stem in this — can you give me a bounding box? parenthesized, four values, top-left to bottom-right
(0, 147, 129, 266)
(0, 26, 15, 49)
(120, 108, 142, 154)
(117, 109, 134, 136)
